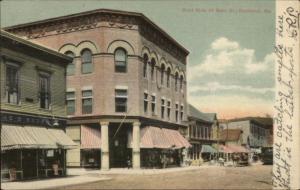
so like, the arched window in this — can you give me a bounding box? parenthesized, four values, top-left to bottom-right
(115, 48, 127, 73)
(81, 49, 93, 74)
(161, 64, 165, 85)
(166, 68, 171, 88)
(175, 72, 179, 92)
(180, 75, 184, 90)
(150, 58, 155, 81)
(143, 54, 148, 78)
(65, 51, 75, 76)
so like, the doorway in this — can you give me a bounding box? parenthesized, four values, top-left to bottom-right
(22, 149, 37, 179)
(109, 123, 132, 168)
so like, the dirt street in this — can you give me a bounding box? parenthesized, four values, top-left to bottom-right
(57, 165, 272, 189)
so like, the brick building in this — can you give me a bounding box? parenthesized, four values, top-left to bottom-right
(5, 9, 191, 170)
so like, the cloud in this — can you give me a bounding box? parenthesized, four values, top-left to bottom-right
(187, 37, 275, 118)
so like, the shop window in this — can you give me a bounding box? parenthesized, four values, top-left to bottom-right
(115, 89, 127, 112)
(144, 92, 148, 113)
(143, 54, 148, 78)
(39, 74, 51, 109)
(6, 64, 19, 104)
(66, 91, 75, 115)
(81, 49, 93, 74)
(167, 100, 171, 119)
(115, 48, 127, 73)
(65, 51, 75, 76)
(166, 68, 171, 88)
(161, 98, 165, 119)
(82, 90, 93, 114)
(151, 95, 156, 114)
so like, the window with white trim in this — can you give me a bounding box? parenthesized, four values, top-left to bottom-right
(39, 73, 51, 109)
(175, 72, 179, 92)
(115, 89, 127, 112)
(166, 68, 171, 88)
(82, 90, 93, 114)
(161, 64, 165, 85)
(150, 59, 155, 81)
(66, 91, 75, 115)
(180, 104, 184, 121)
(6, 64, 19, 104)
(151, 95, 156, 114)
(144, 92, 148, 113)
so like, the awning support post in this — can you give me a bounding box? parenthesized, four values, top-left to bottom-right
(132, 122, 141, 169)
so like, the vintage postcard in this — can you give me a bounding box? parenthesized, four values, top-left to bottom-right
(0, 0, 299, 189)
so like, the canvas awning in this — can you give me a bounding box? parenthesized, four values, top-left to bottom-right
(218, 145, 249, 153)
(201, 145, 217, 153)
(218, 145, 234, 153)
(80, 125, 101, 149)
(1, 124, 77, 150)
(128, 126, 191, 149)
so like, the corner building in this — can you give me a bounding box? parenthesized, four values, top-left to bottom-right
(6, 9, 191, 170)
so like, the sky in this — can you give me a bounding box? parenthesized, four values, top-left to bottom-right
(1, 0, 275, 119)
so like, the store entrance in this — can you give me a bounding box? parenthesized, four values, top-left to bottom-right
(109, 123, 132, 168)
(22, 149, 37, 179)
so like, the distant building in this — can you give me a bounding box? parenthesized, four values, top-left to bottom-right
(0, 30, 76, 181)
(220, 129, 243, 145)
(187, 104, 218, 163)
(219, 117, 273, 150)
(5, 9, 190, 170)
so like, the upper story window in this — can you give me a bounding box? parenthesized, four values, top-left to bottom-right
(201, 127, 204, 139)
(197, 126, 201, 138)
(115, 48, 127, 73)
(66, 91, 75, 115)
(180, 104, 184, 121)
(180, 75, 184, 90)
(175, 103, 179, 122)
(81, 49, 93, 74)
(167, 100, 171, 119)
(150, 59, 155, 81)
(82, 90, 93, 114)
(143, 54, 148, 78)
(6, 64, 19, 104)
(39, 73, 51, 109)
(151, 95, 156, 114)
(65, 51, 75, 76)
(160, 64, 165, 85)
(175, 72, 179, 92)
(204, 127, 208, 139)
(166, 68, 171, 88)
(144, 92, 148, 113)
(115, 89, 127, 112)
(161, 98, 165, 119)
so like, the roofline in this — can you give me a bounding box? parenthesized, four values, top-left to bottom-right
(1, 30, 72, 64)
(4, 8, 189, 55)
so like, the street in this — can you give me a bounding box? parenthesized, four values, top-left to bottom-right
(58, 165, 272, 189)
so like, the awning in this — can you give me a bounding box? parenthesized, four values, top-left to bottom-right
(218, 145, 249, 153)
(1, 125, 38, 150)
(80, 125, 101, 149)
(128, 126, 191, 149)
(218, 145, 234, 153)
(1, 124, 77, 150)
(201, 145, 217, 153)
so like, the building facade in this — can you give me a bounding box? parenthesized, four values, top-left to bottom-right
(219, 117, 273, 149)
(5, 9, 190, 170)
(187, 104, 218, 164)
(0, 30, 76, 181)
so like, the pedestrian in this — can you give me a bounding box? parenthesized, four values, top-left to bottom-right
(127, 156, 131, 169)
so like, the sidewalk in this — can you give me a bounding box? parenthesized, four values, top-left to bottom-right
(1, 174, 111, 190)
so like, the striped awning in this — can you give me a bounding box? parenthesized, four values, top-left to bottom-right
(1, 124, 77, 150)
(218, 145, 249, 153)
(80, 125, 101, 149)
(201, 145, 217, 153)
(128, 126, 191, 149)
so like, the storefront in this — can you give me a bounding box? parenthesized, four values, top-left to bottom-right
(129, 126, 191, 168)
(1, 125, 77, 181)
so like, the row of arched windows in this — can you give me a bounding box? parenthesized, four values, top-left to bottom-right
(143, 53, 185, 92)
